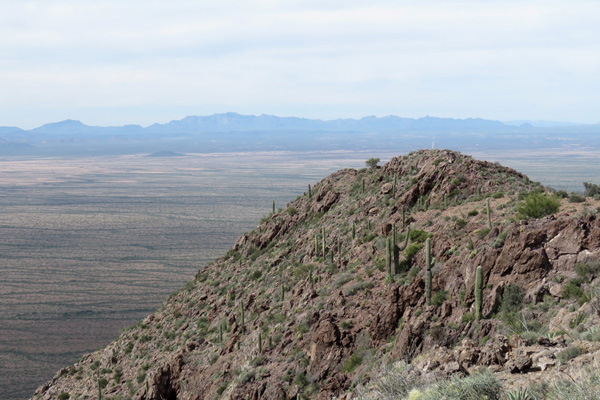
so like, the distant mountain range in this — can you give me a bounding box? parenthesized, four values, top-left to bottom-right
(0, 113, 598, 156)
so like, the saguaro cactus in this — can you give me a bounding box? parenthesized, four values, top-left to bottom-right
(258, 332, 262, 353)
(322, 227, 326, 256)
(314, 234, 318, 257)
(392, 223, 398, 273)
(401, 206, 406, 228)
(486, 198, 492, 229)
(386, 237, 392, 276)
(352, 222, 356, 240)
(393, 224, 411, 274)
(240, 300, 245, 328)
(425, 238, 433, 305)
(272, 200, 275, 214)
(97, 371, 102, 400)
(308, 184, 312, 199)
(475, 265, 483, 320)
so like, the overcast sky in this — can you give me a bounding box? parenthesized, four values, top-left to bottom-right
(1, 0, 599, 128)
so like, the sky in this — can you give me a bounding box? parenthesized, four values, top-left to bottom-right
(1, 0, 600, 129)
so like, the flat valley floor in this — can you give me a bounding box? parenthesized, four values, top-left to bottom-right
(0, 148, 598, 399)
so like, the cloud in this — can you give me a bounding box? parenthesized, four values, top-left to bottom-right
(1, 0, 599, 128)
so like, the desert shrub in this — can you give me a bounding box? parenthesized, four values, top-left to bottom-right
(365, 158, 380, 169)
(468, 209, 479, 217)
(462, 311, 476, 323)
(476, 228, 490, 239)
(124, 342, 134, 354)
(582, 326, 600, 342)
(420, 370, 503, 400)
(584, 182, 600, 197)
(569, 312, 587, 329)
(562, 278, 589, 304)
(431, 290, 447, 306)
(501, 284, 525, 313)
(58, 393, 70, 400)
(517, 192, 560, 219)
(287, 206, 297, 216)
(452, 174, 466, 186)
(556, 190, 569, 198)
(342, 352, 363, 373)
(357, 368, 503, 400)
(569, 193, 586, 203)
(492, 230, 509, 248)
(575, 261, 600, 280)
(557, 345, 584, 364)
(295, 371, 309, 388)
(409, 229, 430, 243)
(136, 372, 146, 384)
(354, 362, 415, 399)
(343, 281, 373, 296)
(113, 368, 123, 383)
(238, 368, 256, 384)
(334, 273, 354, 288)
(340, 320, 353, 330)
(405, 243, 423, 259)
(455, 219, 468, 229)
(216, 381, 229, 396)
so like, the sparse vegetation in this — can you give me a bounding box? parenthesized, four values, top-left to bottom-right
(24, 150, 600, 400)
(365, 158, 380, 169)
(516, 192, 560, 219)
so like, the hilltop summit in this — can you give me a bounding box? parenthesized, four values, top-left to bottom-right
(32, 150, 600, 399)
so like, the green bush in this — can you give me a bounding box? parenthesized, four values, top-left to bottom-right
(342, 352, 363, 373)
(136, 372, 146, 384)
(409, 229, 430, 243)
(562, 278, 587, 304)
(584, 182, 600, 197)
(294, 372, 309, 388)
(365, 158, 380, 169)
(476, 228, 490, 239)
(343, 281, 373, 296)
(501, 283, 525, 313)
(431, 290, 447, 306)
(569, 193, 586, 203)
(405, 243, 423, 259)
(528, 367, 600, 399)
(557, 345, 584, 364)
(462, 311, 476, 323)
(58, 393, 70, 400)
(455, 219, 468, 229)
(575, 261, 600, 280)
(517, 192, 560, 219)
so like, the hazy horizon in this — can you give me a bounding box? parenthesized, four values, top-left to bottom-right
(1, 112, 597, 131)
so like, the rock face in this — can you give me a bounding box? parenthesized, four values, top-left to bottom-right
(31, 150, 600, 400)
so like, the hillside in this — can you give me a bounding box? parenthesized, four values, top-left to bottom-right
(31, 150, 600, 400)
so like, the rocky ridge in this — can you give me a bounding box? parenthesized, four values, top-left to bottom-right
(32, 149, 600, 399)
